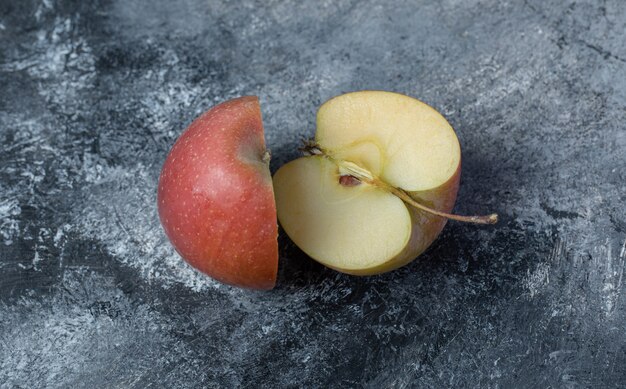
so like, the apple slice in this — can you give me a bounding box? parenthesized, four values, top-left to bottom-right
(157, 96, 278, 289)
(273, 91, 496, 275)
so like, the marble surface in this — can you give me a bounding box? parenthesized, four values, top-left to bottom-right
(1, 0, 625, 387)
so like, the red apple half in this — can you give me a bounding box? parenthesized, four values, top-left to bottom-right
(157, 96, 278, 290)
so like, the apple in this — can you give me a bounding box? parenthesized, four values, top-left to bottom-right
(157, 96, 278, 290)
(158, 92, 496, 289)
(273, 91, 496, 275)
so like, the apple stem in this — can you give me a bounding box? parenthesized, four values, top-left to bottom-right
(378, 181, 498, 224)
(262, 150, 272, 164)
(301, 140, 499, 225)
(300, 139, 324, 156)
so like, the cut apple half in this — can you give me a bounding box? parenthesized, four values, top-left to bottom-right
(158, 96, 278, 290)
(273, 91, 496, 275)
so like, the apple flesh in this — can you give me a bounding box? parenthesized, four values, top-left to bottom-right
(273, 91, 494, 275)
(157, 96, 278, 289)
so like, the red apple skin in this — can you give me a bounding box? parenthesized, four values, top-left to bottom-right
(157, 96, 278, 290)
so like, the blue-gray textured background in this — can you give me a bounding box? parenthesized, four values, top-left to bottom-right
(1, 0, 625, 387)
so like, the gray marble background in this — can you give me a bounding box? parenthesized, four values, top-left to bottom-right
(1, 0, 625, 387)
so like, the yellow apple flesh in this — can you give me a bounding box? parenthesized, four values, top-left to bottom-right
(273, 91, 462, 275)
